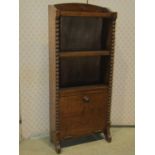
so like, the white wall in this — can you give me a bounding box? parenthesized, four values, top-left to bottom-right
(20, 0, 135, 139)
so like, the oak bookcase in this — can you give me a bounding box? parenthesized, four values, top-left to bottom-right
(48, 3, 117, 153)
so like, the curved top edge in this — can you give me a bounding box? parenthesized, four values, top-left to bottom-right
(54, 3, 111, 12)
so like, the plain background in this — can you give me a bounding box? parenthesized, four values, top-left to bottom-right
(20, 0, 134, 139)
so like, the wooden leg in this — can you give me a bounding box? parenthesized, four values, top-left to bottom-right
(54, 132, 61, 153)
(104, 127, 112, 143)
(55, 142, 61, 154)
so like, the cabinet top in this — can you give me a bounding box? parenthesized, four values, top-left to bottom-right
(54, 3, 111, 12)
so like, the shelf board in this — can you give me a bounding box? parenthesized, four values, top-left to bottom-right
(57, 11, 117, 18)
(59, 51, 110, 57)
(60, 84, 108, 96)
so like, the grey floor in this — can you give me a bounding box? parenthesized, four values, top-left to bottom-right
(20, 127, 135, 155)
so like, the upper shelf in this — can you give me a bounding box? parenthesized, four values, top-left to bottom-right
(59, 51, 110, 57)
(54, 3, 117, 19)
(57, 11, 117, 18)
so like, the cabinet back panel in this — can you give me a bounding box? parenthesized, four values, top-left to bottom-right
(60, 17, 109, 51)
(60, 57, 101, 87)
(60, 56, 110, 88)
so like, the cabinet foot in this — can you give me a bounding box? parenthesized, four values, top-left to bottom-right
(55, 142, 61, 154)
(104, 128, 112, 143)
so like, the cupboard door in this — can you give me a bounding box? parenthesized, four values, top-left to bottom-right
(60, 89, 108, 138)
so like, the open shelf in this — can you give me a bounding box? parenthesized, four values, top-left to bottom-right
(58, 12, 112, 90)
(59, 50, 110, 57)
(59, 56, 110, 88)
(60, 16, 110, 51)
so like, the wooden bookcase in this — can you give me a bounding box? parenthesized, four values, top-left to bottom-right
(48, 3, 117, 153)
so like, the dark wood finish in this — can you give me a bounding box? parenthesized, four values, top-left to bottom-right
(55, 3, 110, 12)
(59, 56, 110, 88)
(48, 3, 117, 153)
(60, 16, 110, 51)
(60, 84, 108, 96)
(59, 51, 110, 57)
(60, 57, 100, 88)
(48, 6, 61, 153)
(60, 88, 108, 138)
(57, 11, 117, 18)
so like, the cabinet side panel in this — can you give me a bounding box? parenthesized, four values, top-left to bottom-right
(48, 5, 56, 140)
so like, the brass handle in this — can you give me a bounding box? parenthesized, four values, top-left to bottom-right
(82, 96, 90, 103)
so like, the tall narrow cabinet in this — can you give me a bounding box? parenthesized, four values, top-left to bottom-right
(48, 3, 117, 153)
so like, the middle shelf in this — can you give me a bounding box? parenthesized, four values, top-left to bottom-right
(60, 84, 108, 96)
(59, 50, 110, 57)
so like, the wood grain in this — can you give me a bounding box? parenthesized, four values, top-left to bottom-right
(58, 11, 117, 18)
(60, 84, 108, 96)
(59, 89, 108, 138)
(55, 3, 110, 12)
(59, 51, 110, 57)
(48, 6, 61, 153)
(48, 5, 56, 140)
